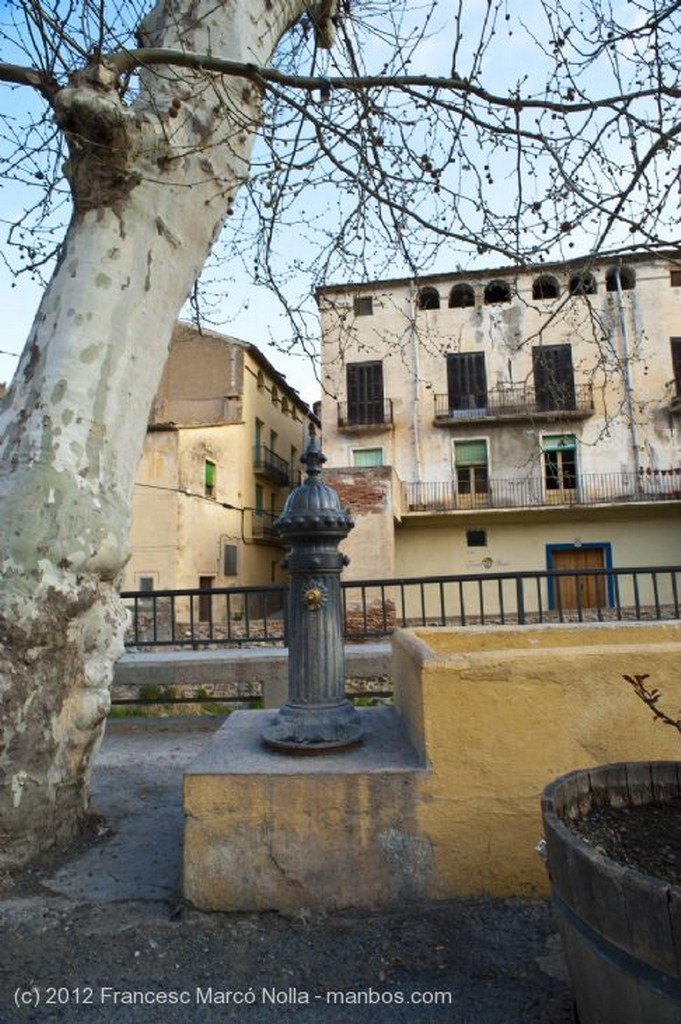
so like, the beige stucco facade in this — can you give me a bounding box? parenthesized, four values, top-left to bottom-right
(122, 324, 315, 594)
(318, 252, 681, 587)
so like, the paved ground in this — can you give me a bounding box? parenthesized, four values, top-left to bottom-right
(0, 716, 574, 1023)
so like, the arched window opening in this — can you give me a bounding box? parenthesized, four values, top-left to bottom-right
(532, 275, 560, 300)
(605, 266, 636, 292)
(569, 272, 597, 296)
(418, 287, 440, 310)
(484, 280, 512, 304)
(448, 283, 475, 309)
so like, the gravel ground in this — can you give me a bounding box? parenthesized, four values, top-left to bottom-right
(0, 717, 574, 1024)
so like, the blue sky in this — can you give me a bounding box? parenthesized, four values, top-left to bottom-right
(0, 0, 670, 404)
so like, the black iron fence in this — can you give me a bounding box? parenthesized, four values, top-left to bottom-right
(122, 564, 681, 649)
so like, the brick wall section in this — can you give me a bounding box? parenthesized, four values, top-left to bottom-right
(326, 466, 391, 517)
(345, 599, 396, 636)
(326, 466, 396, 580)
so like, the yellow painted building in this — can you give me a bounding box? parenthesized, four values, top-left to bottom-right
(122, 324, 316, 596)
(318, 251, 681, 603)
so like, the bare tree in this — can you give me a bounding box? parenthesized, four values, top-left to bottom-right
(0, 0, 678, 866)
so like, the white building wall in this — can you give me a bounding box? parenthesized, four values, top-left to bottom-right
(319, 253, 681, 582)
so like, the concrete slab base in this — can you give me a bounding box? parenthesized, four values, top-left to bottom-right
(182, 707, 429, 912)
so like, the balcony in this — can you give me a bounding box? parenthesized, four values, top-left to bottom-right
(337, 399, 394, 431)
(253, 444, 291, 486)
(433, 383, 594, 425)
(251, 510, 283, 543)
(403, 469, 681, 514)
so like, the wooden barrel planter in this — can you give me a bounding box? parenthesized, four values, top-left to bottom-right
(541, 762, 681, 1024)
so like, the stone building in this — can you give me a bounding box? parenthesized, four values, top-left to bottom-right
(318, 251, 681, 611)
(122, 324, 316, 599)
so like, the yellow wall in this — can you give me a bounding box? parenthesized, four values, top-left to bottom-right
(396, 507, 681, 580)
(182, 621, 681, 911)
(393, 622, 681, 897)
(123, 327, 312, 593)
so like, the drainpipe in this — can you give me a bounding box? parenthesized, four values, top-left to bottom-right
(613, 264, 642, 484)
(409, 280, 424, 484)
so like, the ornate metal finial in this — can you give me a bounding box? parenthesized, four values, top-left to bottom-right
(300, 427, 327, 478)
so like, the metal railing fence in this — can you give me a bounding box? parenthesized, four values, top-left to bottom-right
(433, 382, 594, 421)
(122, 564, 681, 648)
(253, 444, 291, 486)
(404, 470, 681, 512)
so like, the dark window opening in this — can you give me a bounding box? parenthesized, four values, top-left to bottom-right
(353, 295, 373, 316)
(138, 576, 155, 593)
(449, 283, 475, 308)
(418, 287, 440, 310)
(457, 465, 489, 495)
(484, 280, 512, 304)
(671, 338, 681, 400)
(466, 529, 488, 548)
(670, 269, 681, 287)
(447, 351, 487, 411)
(532, 275, 560, 300)
(532, 344, 576, 411)
(605, 266, 636, 292)
(198, 576, 215, 622)
(569, 271, 597, 296)
(347, 361, 385, 425)
(223, 544, 238, 576)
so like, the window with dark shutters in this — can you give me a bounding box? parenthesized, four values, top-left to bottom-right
(532, 344, 576, 411)
(346, 361, 384, 425)
(223, 544, 238, 576)
(446, 352, 487, 411)
(671, 338, 681, 400)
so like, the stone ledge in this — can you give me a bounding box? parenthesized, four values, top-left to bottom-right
(185, 706, 425, 778)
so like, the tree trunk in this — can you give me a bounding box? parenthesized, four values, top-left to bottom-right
(0, 0, 334, 868)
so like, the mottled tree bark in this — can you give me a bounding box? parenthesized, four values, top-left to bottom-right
(0, 0, 336, 867)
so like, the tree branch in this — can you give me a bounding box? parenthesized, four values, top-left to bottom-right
(0, 61, 57, 98)
(2, 41, 679, 125)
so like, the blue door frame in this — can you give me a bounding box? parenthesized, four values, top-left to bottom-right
(546, 543, 614, 610)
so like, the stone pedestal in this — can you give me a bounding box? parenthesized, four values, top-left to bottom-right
(183, 707, 426, 912)
(184, 622, 681, 911)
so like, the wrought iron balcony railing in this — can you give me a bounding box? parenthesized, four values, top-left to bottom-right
(433, 383, 594, 423)
(251, 510, 282, 541)
(404, 469, 681, 513)
(253, 444, 291, 486)
(337, 398, 394, 429)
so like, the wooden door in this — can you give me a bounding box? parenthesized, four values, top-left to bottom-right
(198, 575, 214, 622)
(552, 548, 606, 610)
